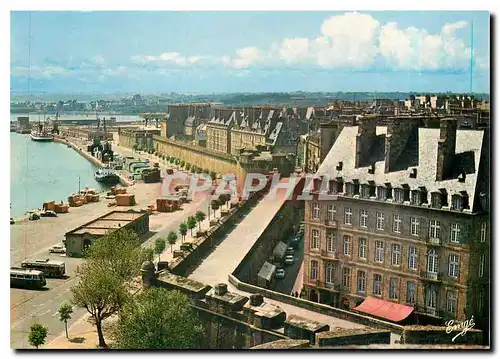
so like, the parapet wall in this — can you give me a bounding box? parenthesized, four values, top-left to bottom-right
(402, 325, 483, 345)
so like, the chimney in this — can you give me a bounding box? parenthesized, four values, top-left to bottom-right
(319, 120, 339, 162)
(355, 116, 378, 168)
(384, 118, 418, 173)
(436, 118, 457, 181)
(214, 283, 228, 296)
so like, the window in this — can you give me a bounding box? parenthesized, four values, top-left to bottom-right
(393, 214, 402, 233)
(359, 238, 367, 260)
(431, 193, 442, 208)
(411, 190, 422, 205)
(479, 254, 485, 277)
(451, 195, 463, 210)
(389, 278, 399, 300)
(327, 205, 336, 221)
(360, 209, 368, 228)
(357, 270, 366, 293)
(394, 189, 404, 203)
(377, 186, 387, 200)
(410, 217, 420, 236)
(480, 222, 487, 242)
(375, 241, 384, 263)
(429, 220, 441, 239)
(342, 267, 350, 288)
(408, 246, 417, 270)
(450, 223, 461, 243)
(326, 232, 336, 253)
(310, 260, 318, 280)
(343, 235, 351, 256)
(406, 282, 416, 304)
(447, 291, 457, 314)
(325, 263, 335, 284)
(344, 207, 352, 225)
(448, 254, 460, 278)
(361, 185, 371, 198)
(391, 244, 401, 266)
(376, 212, 385, 230)
(373, 274, 382, 296)
(427, 249, 438, 273)
(426, 288, 437, 308)
(346, 183, 355, 196)
(310, 229, 320, 249)
(312, 203, 320, 220)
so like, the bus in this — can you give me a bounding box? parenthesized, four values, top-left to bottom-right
(10, 267, 46, 289)
(21, 258, 66, 278)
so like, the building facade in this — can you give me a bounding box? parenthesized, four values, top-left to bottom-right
(302, 117, 489, 329)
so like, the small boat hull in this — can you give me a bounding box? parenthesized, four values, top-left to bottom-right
(94, 169, 120, 185)
(30, 133, 53, 142)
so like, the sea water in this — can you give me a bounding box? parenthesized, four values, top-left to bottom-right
(10, 132, 110, 217)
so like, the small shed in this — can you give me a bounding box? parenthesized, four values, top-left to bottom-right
(257, 261, 276, 289)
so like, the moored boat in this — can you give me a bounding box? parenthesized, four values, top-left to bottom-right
(94, 168, 120, 185)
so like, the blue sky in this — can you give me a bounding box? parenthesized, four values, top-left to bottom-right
(10, 11, 490, 94)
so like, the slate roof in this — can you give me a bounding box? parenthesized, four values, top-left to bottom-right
(317, 126, 485, 213)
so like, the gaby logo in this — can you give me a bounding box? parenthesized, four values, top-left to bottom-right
(445, 316, 475, 342)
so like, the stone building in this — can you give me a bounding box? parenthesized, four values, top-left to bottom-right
(118, 128, 161, 151)
(206, 111, 238, 153)
(65, 210, 149, 257)
(301, 117, 489, 329)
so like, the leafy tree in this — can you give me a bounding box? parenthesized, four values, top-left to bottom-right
(219, 193, 230, 209)
(169, 157, 175, 164)
(185, 163, 192, 171)
(195, 211, 206, 230)
(84, 229, 144, 281)
(71, 263, 129, 348)
(112, 288, 204, 349)
(154, 237, 166, 262)
(186, 216, 197, 236)
(132, 144, 138, 152)
(211, 199, 220, 218)
(209, 171, 217, 181)
(28, 323, 48, 349)
(167, 231, 178, 253)
(203, 168, 209, 174)
(180, 160, 185, 168)
(175, 158, 181, 165)
(179, 222, 188, 242)
(58, 301, 74, 339)
(143, 247, 154, 262)
(196, 167, 202, 174)
(165, 155, 171, 161)
(190, 166, 197, 173)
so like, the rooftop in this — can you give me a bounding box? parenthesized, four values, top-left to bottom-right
(65, 210, 146, 237)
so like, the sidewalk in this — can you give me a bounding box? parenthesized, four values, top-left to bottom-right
(45, 314, 104, 349)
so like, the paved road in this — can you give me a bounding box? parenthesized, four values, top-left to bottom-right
(274, 232, 304, 296)
(10, 139, 212, 349)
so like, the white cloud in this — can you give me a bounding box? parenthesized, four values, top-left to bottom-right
(279, 38, 310, 64)
(11, 65, 70, 78)
(221, 47, 260, 68)
(131, 52, 203, 66)
(379, 20, 471, 70)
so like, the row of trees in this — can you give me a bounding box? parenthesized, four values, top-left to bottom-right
(157, 154, 217, 180)
(66, 229, 204, 349)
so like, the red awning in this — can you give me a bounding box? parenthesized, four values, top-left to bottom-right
(353, 297, 414, 322)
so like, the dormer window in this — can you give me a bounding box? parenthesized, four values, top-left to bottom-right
(411, 190, 422, 205)
(361, 184, 371, 199)
(346, 183, 355, 196)
(376, 186, 387, 200)
(451, 194, 464, 211)
(394, 188, 404, 203)
(431, 193, 442, 208)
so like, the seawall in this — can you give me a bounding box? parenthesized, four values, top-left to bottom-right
(53, 136, 131, 187)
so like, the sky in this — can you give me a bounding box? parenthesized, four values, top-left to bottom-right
(10, 11, 490, 94)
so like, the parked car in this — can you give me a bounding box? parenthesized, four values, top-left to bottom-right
(10, 217, 14, 225)
(275, 268, 285, 279)
(40, 210, 58, 217)
(285, 255, 294, 265)
(49, 244, 66, 254)
(290, 238, 300, 249)
(286, 247, 295, 256)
